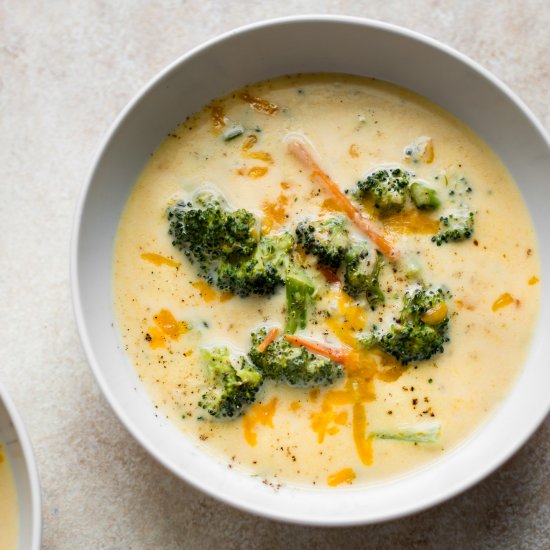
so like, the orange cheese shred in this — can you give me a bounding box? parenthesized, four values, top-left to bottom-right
(210, 104, 226, 132)
(243, 398, 278, 446)
(352, 403, 373, 466)
(261, 194, 288, 233)
(140, 253, 180, 268)
(327, 467, 356, 487)
(492, 292, 515, 311)
(146, 326, 166, 349)
(348, 144, 360, 158)
(528, 276, 539, 285)
(247, 166, 268, 179)
(240, 92, 279, 115)
(247, 151, 273, 163)
(192, 281, 217, 303)
(421, 302, 449, 325)
(383, 209, 440, 236)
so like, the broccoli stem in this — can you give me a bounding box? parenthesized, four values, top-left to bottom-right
(284, 266, 316, 334)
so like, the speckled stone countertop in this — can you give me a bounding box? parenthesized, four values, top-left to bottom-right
(1, 1, 548, 548)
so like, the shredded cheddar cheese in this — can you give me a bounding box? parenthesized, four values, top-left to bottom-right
(239, 92, 279, 115)
(327, 467, 356, 487)
(146, 326, 166, 349)
(492, 292, 515, 311)
(140, 253, 180, 268)
(247, 166, 268, 179)
(421, 302, 448, 325)
(383, 209, 440, 236)
(243, 398, 278, 446)
(210, 104, 226, 132)
(192, 281, 218, 303)
(261, 193, 289, 233)
(348, 144, 360, 158)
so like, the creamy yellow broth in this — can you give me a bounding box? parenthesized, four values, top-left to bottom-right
(114, 74, 540, 487)
(0, 443, 19, 549)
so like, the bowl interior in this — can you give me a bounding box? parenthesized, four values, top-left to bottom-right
(0, 387, 41, 548)
(73, 16, 550, 525)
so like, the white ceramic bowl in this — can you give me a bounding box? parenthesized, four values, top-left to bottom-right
(72, 16, 550, 525)
(0, 385, 42, 548)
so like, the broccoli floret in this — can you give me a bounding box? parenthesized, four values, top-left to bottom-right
(284, 265, 316, 334)
(168, 199, 257, 272)
(249, 328, 343, 386)
(355, 168, 410, 215)
(344, 242, 385, 308)
(216, 233, 294, 297)
(399, 286, 450, 323)
(409, 181, 440, 210)
(295, 217, 350, 268)
(362, 286, 450, 365)
(199, 347, 263, 418)
(432, 212, 474, 245)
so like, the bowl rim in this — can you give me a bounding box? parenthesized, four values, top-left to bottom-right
(71, 14, 550, 526)
(0, 383, 42, 548)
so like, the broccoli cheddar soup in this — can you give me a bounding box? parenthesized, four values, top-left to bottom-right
(114, 74, 540, 487)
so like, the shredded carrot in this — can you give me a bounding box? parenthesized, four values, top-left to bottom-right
(257, 327, 280, 352)
(286, 136, 397, 259)
(284, 335, 350, 364)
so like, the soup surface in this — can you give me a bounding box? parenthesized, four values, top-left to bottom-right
(114, 74, 540, 487)
(0, 442, 19, 549)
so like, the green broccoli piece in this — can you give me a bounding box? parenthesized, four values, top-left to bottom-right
(198, 347, 263, 418)
(284, 265, 316, 334)
(295, 217, 350, 268)
(355, 168, 410, 215)
(249, 328, 343, 387)
(362, 286, 450, 365)
(432, 212, 474, 245)
(168, 198, 257, 272)
(344, 242, 385, 308)
(216, 233, 294, 297)
(409, 181, 440, 210)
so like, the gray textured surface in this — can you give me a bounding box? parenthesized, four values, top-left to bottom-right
(1, 1, 549, 548)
